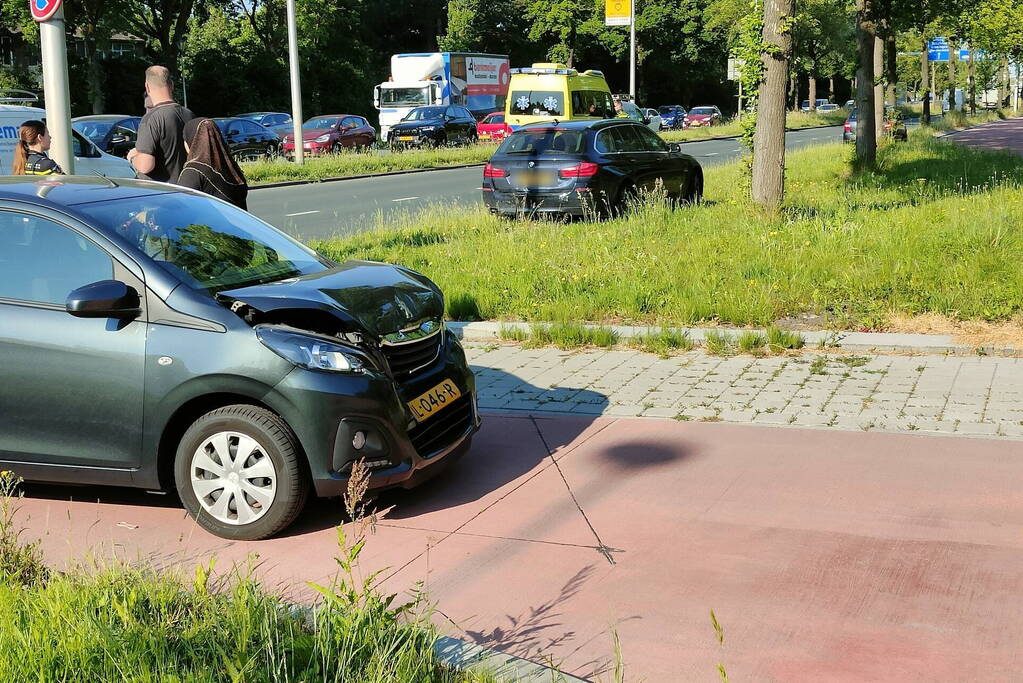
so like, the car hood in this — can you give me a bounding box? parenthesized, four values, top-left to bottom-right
(392, 118, 444, 130)
(217, 260, 444, 338)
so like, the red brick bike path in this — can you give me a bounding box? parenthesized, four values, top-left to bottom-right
(945, 115, 1023, 156)
(14, 416, 1023, 681)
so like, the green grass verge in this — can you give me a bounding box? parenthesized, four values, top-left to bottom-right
(660, 109, 848, 142)
(0, 473, 496, 683)
(241, 145, 495, 185)
(313, 127, 1023, 332)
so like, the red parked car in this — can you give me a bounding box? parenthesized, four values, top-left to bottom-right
(685, 106, 723, 127)
(281, 115, 376, 157)
(477, 112, 512, 142)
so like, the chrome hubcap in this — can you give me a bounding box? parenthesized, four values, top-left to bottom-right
(190, 431, 277, 526)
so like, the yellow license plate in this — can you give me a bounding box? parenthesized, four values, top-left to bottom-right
(408, 379, 462, 423)
(517, 171, 554, 186)
(398, 135, 415, 141)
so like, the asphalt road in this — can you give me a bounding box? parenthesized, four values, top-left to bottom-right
(248, 125, 844, 242)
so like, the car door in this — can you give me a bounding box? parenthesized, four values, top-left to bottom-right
(339, 117, 361, 149)
(0, 209, 146, 472)
(633, 124, 687, 195)
(460, 108, 477, 140)
(238, 120, 267, 158)
(443, 106, 461, 141)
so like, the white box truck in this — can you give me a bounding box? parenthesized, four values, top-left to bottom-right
(374, 52, 510, 142)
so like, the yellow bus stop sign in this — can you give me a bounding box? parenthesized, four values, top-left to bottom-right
(606, 0, 631, 26)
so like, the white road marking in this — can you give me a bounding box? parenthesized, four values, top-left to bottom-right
(392, 196, 420, 202)
(285, 210, 320, 217)
(704, 152, 719, 156)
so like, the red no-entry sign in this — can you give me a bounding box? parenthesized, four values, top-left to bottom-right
(30, 0, 63, 22)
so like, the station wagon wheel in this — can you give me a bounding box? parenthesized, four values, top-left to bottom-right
(174, 405, 308, 540)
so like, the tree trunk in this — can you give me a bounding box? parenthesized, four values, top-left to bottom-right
(968, 45, 976, 114)
(829, 76, 835, 100)
(998, 57, 1008, 107)
(855, 0, 877, 166)
(809, 76, 817, 111)
(84, 35, 105, 114)
(751, 0, 794, 209)
(790, 72, 798, 111)
(873, 34, 884, 142)
(948, 38, 957, 111)
(885, 29, 897, 107)
(920, 33, 930, 124)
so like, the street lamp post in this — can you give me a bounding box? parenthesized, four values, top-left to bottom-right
(286, 0, 304, 165)
(37, 3, 74, 173)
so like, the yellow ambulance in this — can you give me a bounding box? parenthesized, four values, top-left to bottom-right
(504, 64, 615, 128)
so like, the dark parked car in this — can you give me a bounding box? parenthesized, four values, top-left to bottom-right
(388, 105, 478, 149)
(71, 115, 142, 157)
(212, 117, 282, 160)
(0, 177, 479, 540)
(238, 112, 296, 138)
(657, 105, 687, 130)
(843, 107, 907, 143)
(281, 115, 376, 157)
(482, 120, 703, 219)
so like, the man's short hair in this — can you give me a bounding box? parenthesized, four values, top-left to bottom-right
(145, 66, 174, 90)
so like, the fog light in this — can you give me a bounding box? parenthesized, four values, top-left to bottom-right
(352, 431, 367, 450)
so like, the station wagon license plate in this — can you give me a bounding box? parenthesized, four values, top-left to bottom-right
(398, 135, 415, 141)
(516, 170, 554, 187)
(408, 379, 462, 423)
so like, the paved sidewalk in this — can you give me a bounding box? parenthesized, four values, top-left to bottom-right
(466, 343, 1023, 438)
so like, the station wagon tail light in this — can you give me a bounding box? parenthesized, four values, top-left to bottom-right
(844, 121, 851, 131)
(483, 163, 508, 178)
(559, 162, 599, 179)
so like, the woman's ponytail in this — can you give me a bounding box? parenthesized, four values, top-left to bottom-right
(11, 120, 46, 175)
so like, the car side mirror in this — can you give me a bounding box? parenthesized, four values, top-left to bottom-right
(229, 129, 240, 137)
(66, 280, 141, 319)
(668, 142, 683, 153)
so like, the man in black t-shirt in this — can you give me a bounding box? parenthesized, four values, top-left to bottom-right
(128, 66, 194, 183)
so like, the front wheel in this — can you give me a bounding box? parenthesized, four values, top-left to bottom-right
(174, 405, 309, 540)
(684, 170, 704, 205)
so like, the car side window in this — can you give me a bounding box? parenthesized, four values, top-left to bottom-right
(0, 212, 113, 305)
(613, 125, 647, 152)
(341, 116, 361, 130)
(238, 120, 263, 135)
(113, 124, 137, 142)
(635, 125, 668, 152)
(444, 106, 457, 119)
(460, 108, 473, 120)
(595, 127, 628, 153)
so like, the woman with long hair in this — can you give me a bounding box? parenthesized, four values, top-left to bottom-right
(177, 117, 248, 210)
(11, 120, 64, 176)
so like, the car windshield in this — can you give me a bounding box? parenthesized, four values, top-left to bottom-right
(402, 107, 446, 121)
(72, 120, 115, 144)
(497, 129, 586, 155)
(380, 87, 430, 106)
(658, 107, 677, 114)
(78, 193, 331, 292)
(303, 117, 339, 130)
(690, 107, 715, 115)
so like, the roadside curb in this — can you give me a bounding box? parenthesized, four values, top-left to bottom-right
(248, 123, 846, 189)
(433, 636, 591, 682)
(670, 122, 841, 145)
(447, 321, 1019, 356)
(249, 162, 486, 190)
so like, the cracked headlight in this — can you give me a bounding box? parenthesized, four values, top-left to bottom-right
(256, 325, 365, 373)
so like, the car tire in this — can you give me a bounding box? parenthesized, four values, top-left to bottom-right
(174, 404, 309, 541)
(684, 170, 704, 205)
(615, 182, 638, 217)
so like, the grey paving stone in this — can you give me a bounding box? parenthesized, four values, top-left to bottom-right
(956, 422, 1001, 435)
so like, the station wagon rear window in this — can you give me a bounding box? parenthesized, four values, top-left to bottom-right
(497, 129, 585, 155)
(510, 91, 564, 117)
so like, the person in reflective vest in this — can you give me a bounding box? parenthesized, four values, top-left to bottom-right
(11, 120, 64, 176)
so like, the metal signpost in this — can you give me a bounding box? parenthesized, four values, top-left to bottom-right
(728, 57, 745, 112)
(606, 0, 635, 99)
(32, 0, 74, 173)
(286, 0, 304, 165)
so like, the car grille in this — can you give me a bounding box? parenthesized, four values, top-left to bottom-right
(381, 332, 442, 377)
(407, 394, 474, 457)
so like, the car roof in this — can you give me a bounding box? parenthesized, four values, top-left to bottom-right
(0, 177, 192, 217)
(71, 115, 138, 122)
(515, 119, 642, 132)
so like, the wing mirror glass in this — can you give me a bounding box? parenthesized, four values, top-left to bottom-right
(66, 280, 141, 320)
